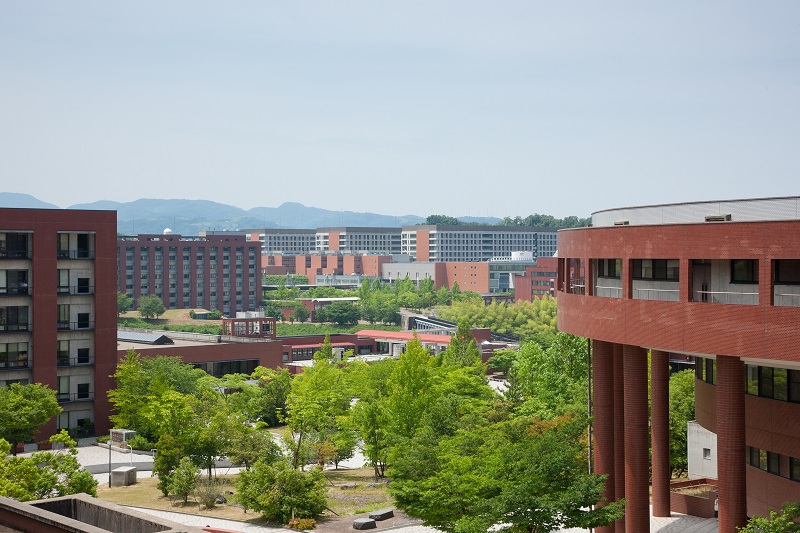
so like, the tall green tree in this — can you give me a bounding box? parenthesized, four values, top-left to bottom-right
(0, 383, 61, 455)
(316, 301, 360, 325)
(441, 318, 482, 367)
(669, 369, 695, 476)
(137, 294, 166, 319)
(117, 291, 133, 316)
(346, 359, 395, 479)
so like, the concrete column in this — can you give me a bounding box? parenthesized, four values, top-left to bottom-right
(623, 344, 650, 533)
(613, 343, 626, 533)
(716, 356, 747, 533)
(651, 350, 671, 517)
(593, 340, 616, 533)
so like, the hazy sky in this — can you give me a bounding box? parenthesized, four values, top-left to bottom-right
(1, 2, 798, 219)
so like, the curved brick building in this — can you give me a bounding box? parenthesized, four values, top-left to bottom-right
(556, 197, 800, 533)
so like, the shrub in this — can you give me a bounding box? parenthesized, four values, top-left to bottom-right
(127, 435, 154, 451)
(194, 477, 226, 509)
(168, 457, 199, 504)
(288, 517, 316, 530)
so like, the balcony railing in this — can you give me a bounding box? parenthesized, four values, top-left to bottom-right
(634, 288, 680, 302)
(0, 323, 30, 333)
(57, 392, 94, 403)
(0, 287, 30, 296)
(57, 285, 94, 295)
(57, 321, 95, 331)
(0, 250, 31, 260)
(57, 250, 94, 260)
(0, 359, 29, 370)
(693, 290, 759, 305)
(595, 285, 622, 298)
(57, 354, 94, 367)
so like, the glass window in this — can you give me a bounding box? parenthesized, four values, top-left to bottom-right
(746, 365, 759, 395)
(775, 259, 800, 284)
(790, 370, 800, 403)
(775, 368, 788, 401)
(792, 457, 800, 481)
(768, 452, 781, 475)
(759, 449, 768, 471)
(760, 366, 774, 399)
(731, 259, 757, 283)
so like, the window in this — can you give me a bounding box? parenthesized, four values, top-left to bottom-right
(633, 259, 680, 280)
(705, 358, 716, 385)
(597, 259, 621, 279)
(77, 348, 90, 365)
(703, 448, 711, 460)
(77, 312, 90, 329)
(791, 370, 800, 403)
(775, 259, 800, 284)
(731, 259, 757, 283)
(792, 457, 800, 481)
(58, 270, 70, 293)
(768, 452, 781, 475)
(775, 368, 788, 401)
(77, 277, 90, 294)
(746, 365, 759, 395)
(77, 383, 90, 400)
(760, 366, 774, 399)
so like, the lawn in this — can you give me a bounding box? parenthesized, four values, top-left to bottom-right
(95, 467, 394, 523)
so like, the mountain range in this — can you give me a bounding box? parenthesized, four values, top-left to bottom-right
(0, 193, 501, 235)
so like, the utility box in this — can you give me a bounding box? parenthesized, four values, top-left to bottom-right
(111, 466, 137, 487)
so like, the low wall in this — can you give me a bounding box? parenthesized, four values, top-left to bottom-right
(670, 478, 718, 518)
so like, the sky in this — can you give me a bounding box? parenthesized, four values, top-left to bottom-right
(1, 2, 798, 219)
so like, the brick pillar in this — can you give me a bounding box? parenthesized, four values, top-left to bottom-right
(717, 356, 747, 533)
(593, 340, 615, 533)
(623, 344, 650, 533)
(651, 350, 671, 517)
(613, 343, 626, 533)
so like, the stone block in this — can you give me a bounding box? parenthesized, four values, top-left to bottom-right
(353, 518, 376, 529)
(110, 466, 137, 487)
(369, 508, 394, 520)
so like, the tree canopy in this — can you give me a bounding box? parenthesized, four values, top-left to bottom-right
(137, 294, 166, 319)
(0, 383, 61, 455)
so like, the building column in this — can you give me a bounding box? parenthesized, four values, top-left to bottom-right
(593, 340, 616, 533)
(716, 356, 747, 533)
(651, 350, 671, 517)
(613, 343, 626, 533)
(623, 344, 650, 533)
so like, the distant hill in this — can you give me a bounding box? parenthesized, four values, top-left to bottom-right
(0, 195, 504, 234)
(0, 193, 60, 209)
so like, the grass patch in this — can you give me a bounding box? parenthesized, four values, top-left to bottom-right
(323, 467, 392, 517)
(95, 467, 393, 522)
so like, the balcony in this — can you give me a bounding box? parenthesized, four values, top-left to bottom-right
(57, 354, 94, 367)
(594, 285, 622, 298)
(0, 250, 31, 260)
(0, 359, 28, 370)
(0, 286, 30, 297)
(56, 250, 94, 260)
(0, 323, 30, 333)
(57, 320, 94, 331)
(57, 391, 94, 403)
(57, 285, 94, 296)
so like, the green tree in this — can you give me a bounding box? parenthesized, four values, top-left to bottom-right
(168, 456, 200, 504)
(117, 291, 133, 316)
(346, 359, 395, 479)
(389, 415, 622, 533)
(738, 502, 800, 532)
(224, 367, 291, 427)
(425, 215, 462, 225)
(291, 304, 310, 324)
(669, 369, 695, 476)
(0, 383, 61, 455)
(316, 301, 360, 325)
(441, 319, 482, 367)
(137, 294, 166, 319)
(226, 426, 282, 471)
(0, 431, 97, 501)
(487, 349, 517, 374)
(236, 460, 327, 523)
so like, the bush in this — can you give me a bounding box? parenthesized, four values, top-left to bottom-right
(127, 435, 154, 451)
(288, 517, 316, 530)
(168, 457, 199, 504)
(194, 478, 226, 509)
(96, 435, 110, 444)
(235, 461, 327, 523)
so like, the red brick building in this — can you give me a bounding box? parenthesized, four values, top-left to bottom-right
(557, 197, 800, 532)
(1, 208, 117, 439)
(118, 233, 262, 316)
(513, 257, 559, 302)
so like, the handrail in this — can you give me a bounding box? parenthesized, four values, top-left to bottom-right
(634, 288, 680, 301)
(693, 290, 758, 305)
(595, 285, 622, 298)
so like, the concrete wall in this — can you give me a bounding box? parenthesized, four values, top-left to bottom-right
(688, 420, 718, 480)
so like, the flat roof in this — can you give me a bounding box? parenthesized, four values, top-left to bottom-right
(357, 330, 453, 345)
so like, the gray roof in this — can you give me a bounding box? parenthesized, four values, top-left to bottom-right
(117, 331, 174, 345)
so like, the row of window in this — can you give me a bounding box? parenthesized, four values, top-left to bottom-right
(747, 446, 800, 481)
(594, 259, 800, 284)
(697, 358, 800, 404)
